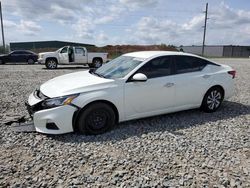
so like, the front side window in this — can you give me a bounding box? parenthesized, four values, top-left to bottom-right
(60, 47, 68, 53)
(94, 56, 142, 79)
(174, 56, 208, 74)
(136, 56, 172, 79)
(23, 51, 33, 55)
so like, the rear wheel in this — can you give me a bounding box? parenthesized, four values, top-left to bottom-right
(92, 58, 103, 68)
(27, 58, 34, 64)
(76, 102, 116, 135)
(45, 59, 58, 69)
(201, 87, 224, 113)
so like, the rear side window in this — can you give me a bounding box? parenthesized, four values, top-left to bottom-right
(174, 56, 208, 74)
(20, 51, 32, 55)
(75, 48, 85, 55)
(137, 56, 173, 79)
(25, 51, 33, 55)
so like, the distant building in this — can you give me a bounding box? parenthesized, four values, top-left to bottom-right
(177, 45, 250, 57)
(9, 40, 95, 52)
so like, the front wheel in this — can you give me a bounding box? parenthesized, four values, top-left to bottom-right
(76, 103, 116, 135)
(201, 87, 224, 113)
(45, 59, 58, 69)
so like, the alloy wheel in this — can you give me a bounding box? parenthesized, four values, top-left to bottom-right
(48, 60, 57, 69)
(28, 59, 34, 64)
(94, 59, 102, 68)
(207, 90, 222, 110)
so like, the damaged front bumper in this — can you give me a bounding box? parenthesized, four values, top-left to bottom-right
(38, 58, 45, 64)
(25, 102, 34, 119)
(25, 91, 78, 134)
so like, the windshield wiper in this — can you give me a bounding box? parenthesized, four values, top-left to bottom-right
(89, 70, 106, 78)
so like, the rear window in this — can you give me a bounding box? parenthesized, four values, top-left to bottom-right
(174, 56, 209, 74)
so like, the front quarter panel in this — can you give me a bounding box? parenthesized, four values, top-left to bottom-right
(72, 81, 125, 121)
(43, 52, 59, 62)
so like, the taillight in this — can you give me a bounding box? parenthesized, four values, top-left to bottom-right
(228, 70, 236, 79)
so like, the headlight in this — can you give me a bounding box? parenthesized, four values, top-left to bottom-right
(41, 94, 79, 109)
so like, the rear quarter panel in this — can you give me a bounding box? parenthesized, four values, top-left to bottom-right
(88, 53, 108, 63)
(205, 64, 234, 99)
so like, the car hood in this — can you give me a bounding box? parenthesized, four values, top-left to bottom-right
(39, 52, 57, 56)
(40, 71, 115, 98)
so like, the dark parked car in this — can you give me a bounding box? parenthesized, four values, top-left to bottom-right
(0, 50, 38, 64)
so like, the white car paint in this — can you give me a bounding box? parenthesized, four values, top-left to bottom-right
(27, 51, 235, 134)
(39, 71, 114, 98)
(38, 46, 108, 66)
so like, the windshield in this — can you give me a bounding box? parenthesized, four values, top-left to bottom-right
(94, 56, 142, 79)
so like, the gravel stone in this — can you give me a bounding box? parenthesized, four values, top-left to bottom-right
(0, 59, 249, 187)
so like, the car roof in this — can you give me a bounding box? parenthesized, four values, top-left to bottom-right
(11, 50, 34, 53)
(123, 51, 202, 60)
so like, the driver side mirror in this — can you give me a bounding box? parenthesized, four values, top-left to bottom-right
(131, 73, 147, 82)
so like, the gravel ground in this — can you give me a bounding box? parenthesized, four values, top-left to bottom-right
(0, 59, 249, 187)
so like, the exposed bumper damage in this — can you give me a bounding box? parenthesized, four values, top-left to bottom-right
(10, 121, 36, 133)
(25, 90, 78, 134)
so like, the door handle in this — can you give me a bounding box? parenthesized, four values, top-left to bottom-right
(164, 83, 174, 87)
(203, 74, 211, 79)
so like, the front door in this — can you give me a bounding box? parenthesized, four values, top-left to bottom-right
(58, 46, 69, 64)
(124, 56, 176, 120)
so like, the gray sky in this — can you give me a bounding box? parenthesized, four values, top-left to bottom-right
(2, 0, 250, 46)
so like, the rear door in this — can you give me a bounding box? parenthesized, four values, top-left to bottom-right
(124, 56, 176, 119)
(74, 47, 87, 63)
(9, 51, 24, 62)
(58, 47, 69, 64)
(23, 51, 32, 61)
(172, 55, 211, 108)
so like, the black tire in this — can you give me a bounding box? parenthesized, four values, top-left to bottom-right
(45, 59, 58, 69)
(0, 59, 5, 64)
(201, 87, 224, 113)
(76, 102, 116, 135)
(88, 63, 94, 68)
(27, 58, 35, 64)
(92, 58, 103, 68)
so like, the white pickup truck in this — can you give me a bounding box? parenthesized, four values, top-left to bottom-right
(38, 46, 108, 69)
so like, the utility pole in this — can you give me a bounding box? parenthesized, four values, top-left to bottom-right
(0, 1, 5, 53)
(202, 3, 208, 56)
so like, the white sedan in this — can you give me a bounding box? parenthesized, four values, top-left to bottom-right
(26, 51, 235, 134)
